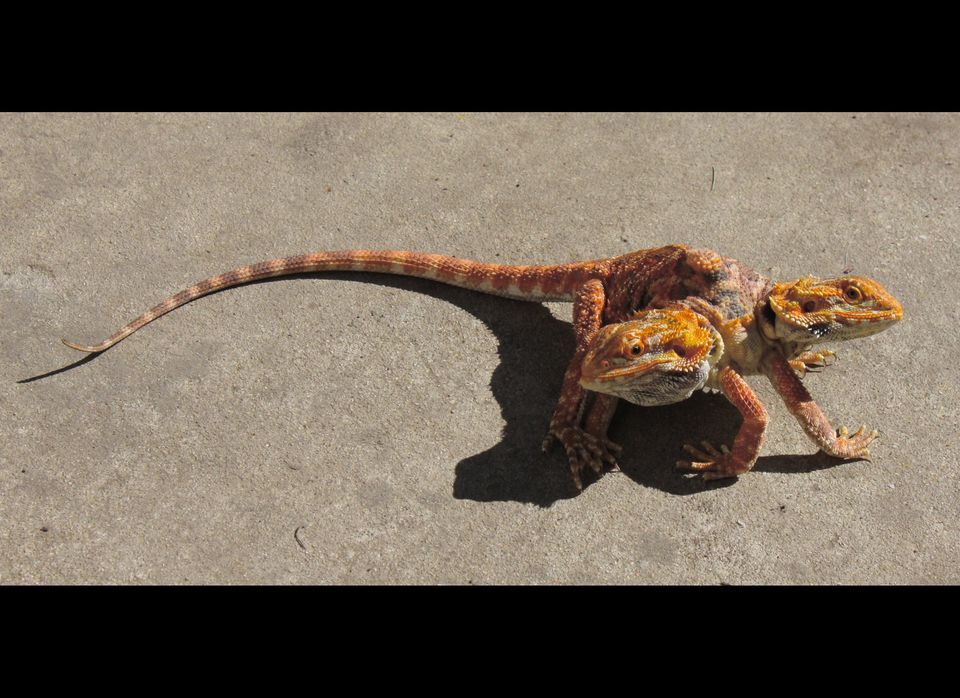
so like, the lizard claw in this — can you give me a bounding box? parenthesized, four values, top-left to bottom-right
(824, 424, 878, 460)
(789, 349, 837, 378)
(541, 432, 557, 453)
(680, 440, 729, 463)
(545, 426, 621, 489)
(677, 440, 745, 480)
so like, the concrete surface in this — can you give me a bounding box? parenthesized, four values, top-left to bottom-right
(1, 112, 956, 584)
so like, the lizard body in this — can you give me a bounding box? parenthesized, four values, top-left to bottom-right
(62, 244, 902, 488)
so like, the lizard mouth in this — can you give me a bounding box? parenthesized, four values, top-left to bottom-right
(579, 356, 674, 385)
(761, 298, 777, 326)
(807, 322, 831, 338)
(765, 298, 836, 341)
(582, 361, 711, 406)
(625, 364, 711, 406)
(759, 299, 780, 341)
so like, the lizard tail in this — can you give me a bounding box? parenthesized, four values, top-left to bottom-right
(62, 249, 605, 353)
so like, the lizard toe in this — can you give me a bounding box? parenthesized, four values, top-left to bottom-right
(682, 440, 729, 463)
(678, 443, 748, 479)
(552, 426, 618, 487)
(825, 424, 879, 459)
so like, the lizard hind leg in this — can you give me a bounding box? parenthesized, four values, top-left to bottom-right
(583, 393, 623, 457)
(542, 278, 620, 489)
(547, 388, 623, 491)
(552, 425, 622, 490)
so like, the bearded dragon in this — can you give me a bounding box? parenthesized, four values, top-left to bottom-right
(61, 245, 901, 488)
(579, 275, 903, 482)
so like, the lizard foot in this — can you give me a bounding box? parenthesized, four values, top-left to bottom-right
(822, 424, 878, 460)
(677, 441, 749, 481)
(543, 426, 621, 490)
(789, 349, 837, 378)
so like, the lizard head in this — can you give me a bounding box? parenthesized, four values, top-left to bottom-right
(761, 275, 903, 344)
(580, 308, 723, 406)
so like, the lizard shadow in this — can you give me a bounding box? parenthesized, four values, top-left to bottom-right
(598, 396, 859, 495)
(752, 452, 870, 475)
(604, 392, 744, 496)
(17, 351, 99, 383)
(217, 272, 621, 504)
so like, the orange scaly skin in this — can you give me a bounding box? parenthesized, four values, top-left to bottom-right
(577, 273, 902, 482)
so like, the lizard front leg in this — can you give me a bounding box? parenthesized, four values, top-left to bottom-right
(766, 351, 878, 459)
(542, 278, 619, 489)
(580, 393, 623, 472)
(583, 393, 621, 446)
(678, 366, 769, 480)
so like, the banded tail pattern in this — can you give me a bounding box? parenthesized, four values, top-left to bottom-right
(63, 249, 605, 353)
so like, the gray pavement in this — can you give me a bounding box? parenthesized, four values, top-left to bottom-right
(1, 112, 956, 584)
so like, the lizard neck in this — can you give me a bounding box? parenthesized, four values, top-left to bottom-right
(754, 292, 814, 359)
(677, 296, 770, 376)
(703, 323, 726, 392)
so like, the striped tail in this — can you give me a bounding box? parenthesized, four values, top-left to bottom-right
(62, 249, 605, 353)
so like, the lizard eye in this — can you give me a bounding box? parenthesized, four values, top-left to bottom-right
(802, 300, 817, 313)
(844, 285, 863, 303)
(630, 344, 642, 355)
